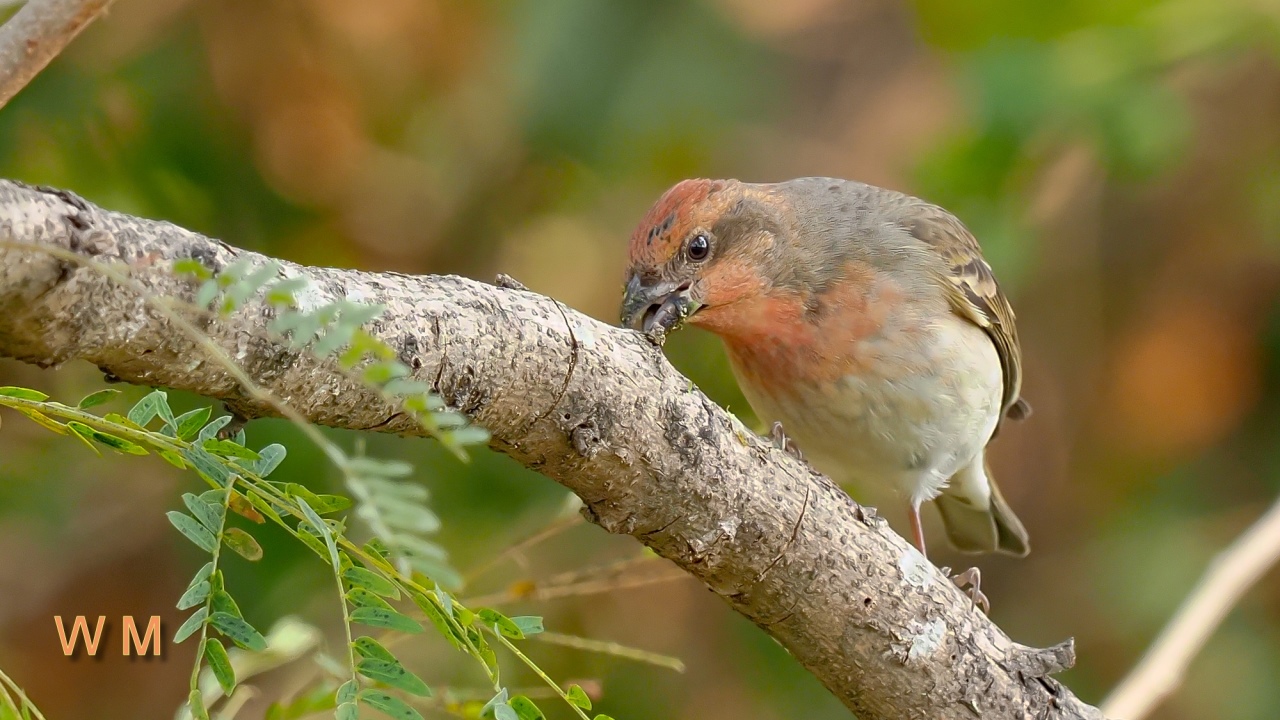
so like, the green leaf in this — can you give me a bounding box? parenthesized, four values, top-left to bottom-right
(593, 716, 616, 720)
(181, 447, 232, 485)
(356, 658, 432, 697)
(174, 406, 213, 440)
(188, 561, 214, 590)
(494, 705, 519, 720)
(347, 457, 414, 478)
(344, 567, 400, 598)
(376, 500, 440, 534)
(204, 637, 237, 695)
(174, 258, 212, 278)
(445, 425, 490, 446)
(358, 690, 423, 720)
(173, 607, 208, 644)
(210, 589, 242, 618)
(295, 496, 339, 568)
(252, 443, 287, 476)
(183, 493, 225, 533)
(177, 580, 211, 610)
(432, 411, 468, 430)
(480, 691, 509, 719)
(240, 261, 282, 295)
(202, 438, 262, 461)
(244, 493, 284, 525)
(353, 636, 398, 662)
(188, 689, 210, 720)
(223, 527, 264, 561)
(86, 429, 149, 455)
(337, 680, 359, 704)
(209, 611, 268, 651)
(266, 276, 308, 306)
(266, 684, 340, 720)
(362, 361, 410, 385)
(77, 388, 121, 409)
(346, 587, 394, 611)
(194, 278, 219, 308)
(286, 484, 352, 514)
(295, 526, 331, 560)
(65, 421, 102, 455)
(350, 607, 423, 634)
(364, 537, 392, 561)
(408, 592, 464, 650)
(128, 390, 175, 428)
(197, 415, 232, 441)
(508, 697, 545, 720)
(566, 685, 591, 711)
(0, 386, 48, 400)
(167, 511, 217, 553)
(510, 616, 544, 636)
(477, 609, 525, 639)
(14, 407, 68, 434)
(158, 450, 188, 469)
(335, 703, 359, 720)
(102, 412, 148, 432)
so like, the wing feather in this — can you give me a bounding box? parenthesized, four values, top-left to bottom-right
(901, 205, 1027, 423)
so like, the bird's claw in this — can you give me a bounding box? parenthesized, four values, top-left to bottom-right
(770, 421, 804, 460)
(942, 566, 989, 614)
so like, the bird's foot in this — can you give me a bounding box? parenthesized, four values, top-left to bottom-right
(942, 566, 989, 614)
(217, 410, 250, 441)
(769, 422, 804, 460)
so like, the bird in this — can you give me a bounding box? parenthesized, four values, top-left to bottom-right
(619, 177, 1031, 566)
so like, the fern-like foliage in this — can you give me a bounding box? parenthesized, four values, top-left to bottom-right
(0, 386, 615, 720)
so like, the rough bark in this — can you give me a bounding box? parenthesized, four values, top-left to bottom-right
(0, 180, 1105, 720)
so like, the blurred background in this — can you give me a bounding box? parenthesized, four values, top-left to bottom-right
(1, 0, 1279, 717)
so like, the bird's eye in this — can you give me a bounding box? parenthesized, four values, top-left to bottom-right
(687, 233, 710, 262)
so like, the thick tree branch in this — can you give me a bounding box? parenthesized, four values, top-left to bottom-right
(0, 180, 1104, 719)
(0, 0, 115, 109)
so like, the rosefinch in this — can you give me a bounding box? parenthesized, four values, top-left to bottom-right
(619, 177, 1030, 560)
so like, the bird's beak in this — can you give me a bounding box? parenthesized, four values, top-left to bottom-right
(620, 274, 703, 335)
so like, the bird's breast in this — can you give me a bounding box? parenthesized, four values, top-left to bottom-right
(721, 309, 1003, 501)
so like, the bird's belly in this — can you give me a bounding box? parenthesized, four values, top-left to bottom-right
(726, 316, 1003, 503)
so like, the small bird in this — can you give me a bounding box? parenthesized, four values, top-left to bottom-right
(619, 177, 1031, 563)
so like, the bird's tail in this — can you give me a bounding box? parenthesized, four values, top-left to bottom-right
(935, 458, 1029, 557)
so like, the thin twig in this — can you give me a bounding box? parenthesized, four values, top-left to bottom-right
(533, 631, 685, 672)
(1102, 496, 1280, 719)
(461, 566, 690, 607)
(462, 514, 584, 586)
(0, 0, 116, 109)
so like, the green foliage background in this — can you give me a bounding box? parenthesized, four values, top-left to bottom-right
(2, 0, 1280, 718)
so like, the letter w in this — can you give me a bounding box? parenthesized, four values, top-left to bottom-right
(55, 616, 106, 656)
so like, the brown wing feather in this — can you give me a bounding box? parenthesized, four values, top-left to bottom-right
(902, 205, 1027, 423)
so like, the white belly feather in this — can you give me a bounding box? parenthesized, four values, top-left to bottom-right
(732, 314, 1003, 507)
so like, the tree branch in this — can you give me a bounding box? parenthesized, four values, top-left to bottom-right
(0, 0, 115, 109)
(0, 179, 1105, 719)
(1102, 494, 1280, 719)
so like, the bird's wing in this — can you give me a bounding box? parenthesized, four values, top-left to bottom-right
(901, 204, 1028, 422)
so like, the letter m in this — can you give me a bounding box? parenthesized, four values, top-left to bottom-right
(55, 616, 106, 656)
(122, 615, 161, 656)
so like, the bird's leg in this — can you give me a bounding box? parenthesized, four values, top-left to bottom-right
(769, 421, 804, 460)
(947, 566, 990, 614)
(910, 501, 989, 613)
(908, 501, 928, 558)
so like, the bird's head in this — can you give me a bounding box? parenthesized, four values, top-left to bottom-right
(619, 178, 787, 338)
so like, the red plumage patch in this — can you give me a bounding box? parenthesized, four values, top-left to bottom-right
(628, 179, 727, 269)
